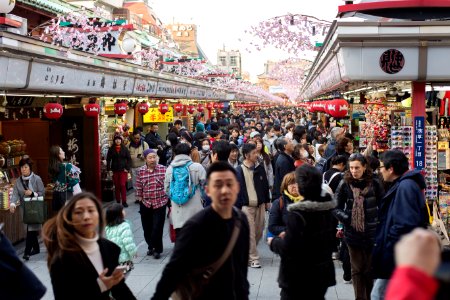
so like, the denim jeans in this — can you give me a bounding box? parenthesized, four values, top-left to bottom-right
(371, 279, 389, 300)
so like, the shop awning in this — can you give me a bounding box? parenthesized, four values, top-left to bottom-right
(300, 19, 450, 100)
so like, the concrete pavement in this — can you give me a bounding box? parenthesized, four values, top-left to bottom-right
(17, 192, 354, 300)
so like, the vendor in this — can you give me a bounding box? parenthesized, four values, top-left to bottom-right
(9, 157, 45, 261)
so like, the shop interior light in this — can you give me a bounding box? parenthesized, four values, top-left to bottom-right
(343, 86, 372, 95)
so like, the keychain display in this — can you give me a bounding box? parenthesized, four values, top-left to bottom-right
(425, 126, 438, 200)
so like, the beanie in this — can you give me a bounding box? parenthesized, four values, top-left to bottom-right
(195, 122, 205, 132)
(143, 148, 156, 158)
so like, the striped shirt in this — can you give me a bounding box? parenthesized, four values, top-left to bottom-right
(135, 164, 168, 209)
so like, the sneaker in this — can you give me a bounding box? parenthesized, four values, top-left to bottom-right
(249, 261, 261, 268)
(123, 202, 129, 208)
(153, 252, 161, 259)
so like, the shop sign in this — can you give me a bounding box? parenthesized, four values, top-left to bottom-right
(187, 87, 206, 99)
(143, 107, 174, 123)
(63, 121, 81, 167)
(156, 82, 187, 98)
(26, 62, 135, 95)
(133, 79, 158, 96)
(62, 31, 123, 55)
(7, 96, 34, 107)
(0, 57, 28, 89)
(414, 116, 425, 170)
(379, 49, 405, 74)
(438, 141, 449, 150)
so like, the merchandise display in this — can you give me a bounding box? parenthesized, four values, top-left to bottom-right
(390, 126, 412, 160)
(424, 126, 438, 200)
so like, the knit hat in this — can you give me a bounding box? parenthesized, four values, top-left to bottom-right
(143, 148, 156, 158)
(181, 131, 193, 144)
(250, 131, 261, 139)
(195, 122, 205, 132)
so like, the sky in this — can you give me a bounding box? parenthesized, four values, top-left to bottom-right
(152, 0, 341, 81)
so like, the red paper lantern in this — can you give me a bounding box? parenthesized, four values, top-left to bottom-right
(174, 103, 183, 113)
(187, 105, 195, 114)
(114, 102, 128, 116)
(137, 102, 149, 115)
(329, 99, 349, 118)
(84, 103, 100, 117)
(43, 102, 63, 119)
(213, 102, 220, 109)
(219, 102, 225, 109)
(159, 103, 169, 114)
(197, 104, 204, 112)
(206, 102, 214, 110)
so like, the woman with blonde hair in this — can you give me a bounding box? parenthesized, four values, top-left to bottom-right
(42, 192, 135, 300)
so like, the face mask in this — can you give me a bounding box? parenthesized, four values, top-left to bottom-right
(202, 145, 210, 152)
(302, 150, 309, 158)
(166, 140, 171, 146)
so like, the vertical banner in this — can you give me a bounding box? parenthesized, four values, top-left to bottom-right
(414, 116, 425, 170)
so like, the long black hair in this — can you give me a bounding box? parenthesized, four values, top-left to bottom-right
(48, 145, 62, 179)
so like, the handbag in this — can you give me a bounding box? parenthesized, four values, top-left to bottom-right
(171, 209, 242, 300)
(23, 196, 46, 224)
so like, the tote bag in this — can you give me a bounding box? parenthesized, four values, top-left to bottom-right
(23, 196, 46, 224)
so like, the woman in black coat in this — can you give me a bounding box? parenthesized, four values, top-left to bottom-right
(42, 192, 135, 300)
(106, 135, 131, 206)
(333, 153, 384, 300)
(269, 164, 336, 300)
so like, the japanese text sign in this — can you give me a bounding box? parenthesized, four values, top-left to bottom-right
(414, 116, 425, 170)
(143, 107, 174, 123)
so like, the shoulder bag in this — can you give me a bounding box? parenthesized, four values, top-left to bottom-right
(20, 177, 47, 224)
(171, 209, 242, 300)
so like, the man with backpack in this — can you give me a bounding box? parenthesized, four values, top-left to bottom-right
(165, 143, 206, 235)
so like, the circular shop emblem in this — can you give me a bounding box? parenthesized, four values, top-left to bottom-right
(379, 49, 405, 74)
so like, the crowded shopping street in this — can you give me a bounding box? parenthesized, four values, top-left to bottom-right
(2, 0, 450, 300)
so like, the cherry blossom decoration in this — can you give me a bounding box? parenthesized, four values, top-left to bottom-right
(244, 13, 332, 56)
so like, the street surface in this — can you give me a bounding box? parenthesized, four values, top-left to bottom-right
(18, 192, 354, 300)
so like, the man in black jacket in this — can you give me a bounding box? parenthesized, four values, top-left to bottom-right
(236, 143, 270, 269)
(145, 123, 165, 150)
(273, 137, 295, 199)
(152, 162, 250, 300)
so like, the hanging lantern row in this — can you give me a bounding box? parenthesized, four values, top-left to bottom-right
(114, 101, 128, 116)
(137, 102, 149, 115)
(43, 102, 64, 120)
(84, 101, 100, 117)
(302, 99, 349, 118)
(159, 103, 169, 114)
(197, 104, 204, 112)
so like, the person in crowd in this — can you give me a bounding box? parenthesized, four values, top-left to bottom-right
(323, 155, 348, 193)
(42, 192, 135, 300)
(105, 203, 137, 273)
(334, 153, 384, 300)
(371, 150, 429, 299)
(164, 143, 206, 235)
(385, 228, 441, 300)
(292, 126, 307, 145)
(254, 137, 274, 192)
(173, 120, 183, 134)
(315, 143, 328, 171)
(152, 162, 250, 300)
(323, 137, 353, 173)
(229, 128, 244, 146)
(228, 143, 241, 168)
(145, 123, 165, 150)
(211, 140, 232, 163)
(49, 145, 80, 211)
(164, 132, 178, 167)
(263, 125, 277, 156)
(199, 139, 212, 170)
(273, 124, 283, 138)
(236, 143, 271, 268)
(273, 137, 295, 200)
(10, 157, 45, 260)
(268, 164, 336, 299)
(0, 228, 47, 299)
(249, 131, 261, 141)
(179, 130, 201, 163)
(106, 135, 131, 207)
(128, 130, 149, 190)
(292, 144, 307, 168)
(284, 122, 295, 140)
(135, 149, 168, 259)
(324, 127, 346, 159)
(268, 172, 301, 238)
(304, 143, 316, 165)
(193, 122, 206, 141)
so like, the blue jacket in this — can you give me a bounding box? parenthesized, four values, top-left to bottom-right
(372, 170, 429, 279)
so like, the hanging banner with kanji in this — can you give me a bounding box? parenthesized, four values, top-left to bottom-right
(143, 107, 174, 123)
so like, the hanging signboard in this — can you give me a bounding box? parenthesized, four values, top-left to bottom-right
(414, 116, 425, 170)
(156, 82, 188, 98)
(133, 78, 158, 96)
(143, 107, 174, 123)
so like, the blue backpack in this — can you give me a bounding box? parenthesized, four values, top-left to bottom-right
(169, 161, 197, 205)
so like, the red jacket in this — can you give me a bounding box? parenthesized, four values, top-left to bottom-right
(386, 267, 438, 300)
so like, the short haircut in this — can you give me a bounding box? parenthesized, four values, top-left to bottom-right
(265, 125, 273, 133)
(330, 127, 344, 139)
(174, 119, 183, 126)
(135, 126, 143, 133)
(292, 143, 305, 161)
(19, 157, 33, 171)
(296, 164, 323, 200)
(174, 143, 191, 156)
(280, 172, 296, 193)
(132, 129, 141, 136)
(331, 154, 348, 166)
(150, 123, 158, 127)
(273, 124, 281, 132)
(242, 143, 256, 159)
(206, 161, 237, 181)
(381, 150, 409, 176)
(276, 137, 288, 152)
(211, 140, 231, 161)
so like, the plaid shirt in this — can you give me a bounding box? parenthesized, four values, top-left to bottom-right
(135, 164, 168, 209)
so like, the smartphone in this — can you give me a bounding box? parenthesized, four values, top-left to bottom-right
(114, 265, 127, 272)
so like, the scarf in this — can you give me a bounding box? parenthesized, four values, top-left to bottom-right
(350, 184, 370, 232)
(284, 190, 303, 203)
(115, 145, 121, 153)
(21, 172, 35, 193)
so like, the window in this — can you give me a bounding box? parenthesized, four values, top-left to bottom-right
(219, 56, 226, 66)
(230, 56, 237, 66)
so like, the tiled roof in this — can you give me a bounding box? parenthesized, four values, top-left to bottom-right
(18, 0, 80, 15)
